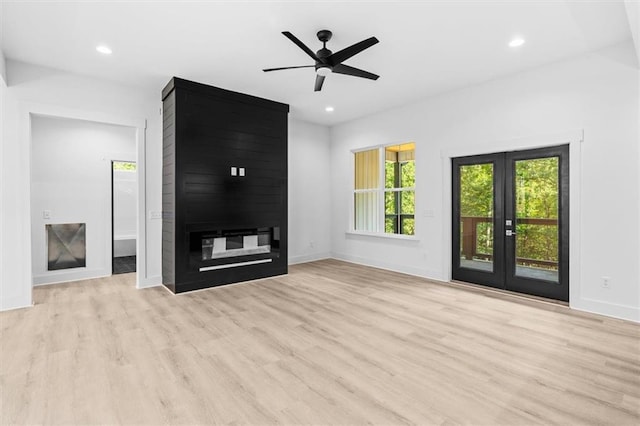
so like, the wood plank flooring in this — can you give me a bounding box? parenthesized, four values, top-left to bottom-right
(1, 259, 638, 425)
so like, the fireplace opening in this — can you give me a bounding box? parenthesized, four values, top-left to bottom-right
(202, 228, 272, 260)
(189, 227, 280, 271)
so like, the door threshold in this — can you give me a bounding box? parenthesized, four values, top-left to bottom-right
(450, 279, 569, 307)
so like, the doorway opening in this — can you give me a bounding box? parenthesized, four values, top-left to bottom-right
(452, 145, 569, 302)
(29, 115, 138, 286)
(112, 161, 137, 275)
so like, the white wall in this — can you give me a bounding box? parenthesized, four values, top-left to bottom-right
(0, 49, 6, 84)
(288, 119, 332, 264)
(113, 166, 138, 258)
(1, 60, 163, 310)
(0, 49, 6, 309)
(625, 1, 640, 65)
(113, 167, 138, 238)
(30, 116, 135, 284)
(330, 41, 640, 322)
(113, 166, 138, 257)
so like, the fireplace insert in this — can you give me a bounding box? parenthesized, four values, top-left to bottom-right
(189, 227, 280, 272)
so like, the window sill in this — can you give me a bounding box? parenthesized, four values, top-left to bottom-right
(345, 231, 420, 242)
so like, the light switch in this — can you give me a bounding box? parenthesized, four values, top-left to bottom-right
(239, 167, 245, 177)
(231, 166, 237, 176)
(43, 210, 51, 220)
(506, 219, 512, 226)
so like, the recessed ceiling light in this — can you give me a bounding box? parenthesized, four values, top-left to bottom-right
(96, 45, 112, 55)
(508, 38, 525, 48)
(325, 106, 334, 112)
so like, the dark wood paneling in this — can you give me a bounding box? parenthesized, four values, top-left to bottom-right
(161, 90, 176, 291)
(162, 77, 288, 293)
(163, 77, 289, 113)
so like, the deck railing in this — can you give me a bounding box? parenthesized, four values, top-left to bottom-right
(461, 216, 558, 269)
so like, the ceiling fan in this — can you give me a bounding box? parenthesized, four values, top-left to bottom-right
(263, 30, 379, 92)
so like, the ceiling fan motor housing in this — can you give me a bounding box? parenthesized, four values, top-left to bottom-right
(316, 47, 332, 59)
(315, 46, 333, 74)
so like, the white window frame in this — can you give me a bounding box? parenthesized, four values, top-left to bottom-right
(350, 142, 417, 239)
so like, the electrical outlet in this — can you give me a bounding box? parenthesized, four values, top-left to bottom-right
(601, 276, 611, 289)
(309, 241, 315, 249)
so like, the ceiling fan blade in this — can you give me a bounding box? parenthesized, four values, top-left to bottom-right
(327, 37, 379, 66)
(332, 64, 379, 80)
(263, 65, 315, 72)
(282, 31, 321, 62)
(314, 74, 325, 92)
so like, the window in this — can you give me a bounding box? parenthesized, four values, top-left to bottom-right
(354, 148, 381, 232)
(113, 161, 136, 172)
(353, 142, 415, 235)
(385, 143, 415, 235)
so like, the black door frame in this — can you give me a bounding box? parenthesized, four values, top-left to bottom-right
(451, 153, 505, 289)
(504, 145, 569, 301)
(452, 145, 569, 302)
(111, 160, 115, 274)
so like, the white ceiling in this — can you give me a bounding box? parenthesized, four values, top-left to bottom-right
(1, 0, 635, 126)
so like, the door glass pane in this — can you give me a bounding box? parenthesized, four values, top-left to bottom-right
(514, 157, 559, 282)
(459, 163, 494, 272)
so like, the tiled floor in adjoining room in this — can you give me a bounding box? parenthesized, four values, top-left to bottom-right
(113, 255, 136, 274)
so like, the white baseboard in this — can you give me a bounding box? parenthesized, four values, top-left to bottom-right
(34, 270, 162, 290)
(33, 268, 111, 286)
(0, 296, 33, 312)
(137, 275, 162, 289)
(571, 298, 640, 323)
(334, 253, 639, 324)
(26, 256, 640, 325)
(331, 252, 441, 280)
(288, 252, 332, 265)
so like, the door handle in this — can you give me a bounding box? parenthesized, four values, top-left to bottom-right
(506, 230, 516, 236)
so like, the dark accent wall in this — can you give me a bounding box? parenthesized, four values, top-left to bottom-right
(162, 90, 176, 292)
(161, 77, 289, 293)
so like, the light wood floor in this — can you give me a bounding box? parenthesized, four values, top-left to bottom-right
(1, 259, 638, 425)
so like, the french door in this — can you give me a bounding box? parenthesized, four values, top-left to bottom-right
(452, 145, 569, 302)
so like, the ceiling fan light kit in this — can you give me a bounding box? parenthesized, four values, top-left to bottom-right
(263, 29, 379, 92)
(316, 66, 331, 77)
